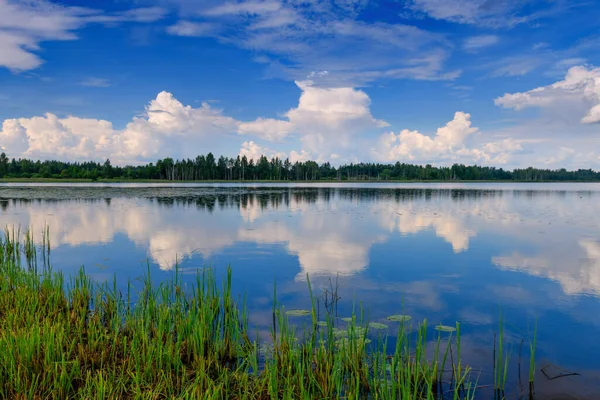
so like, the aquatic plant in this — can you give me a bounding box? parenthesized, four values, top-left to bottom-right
(284, 309, 311, 317)
(368, 322, 388, 330)
(435, 324, 457, 333)
(0, 227, 538, 399)
(387, 314, 412, 322)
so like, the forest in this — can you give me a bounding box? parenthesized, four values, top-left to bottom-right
(1, 152, 599, 181)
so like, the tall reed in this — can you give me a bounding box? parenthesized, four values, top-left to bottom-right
(0, 228, 482, 399)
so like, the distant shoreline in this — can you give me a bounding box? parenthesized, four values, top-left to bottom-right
(2, 178, 599, 184)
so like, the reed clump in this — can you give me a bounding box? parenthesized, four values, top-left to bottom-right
(0, 230, 478, 399)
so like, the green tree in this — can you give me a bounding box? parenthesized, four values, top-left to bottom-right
(0, 153, 7, 178)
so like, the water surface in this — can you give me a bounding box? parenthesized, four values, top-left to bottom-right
(1, 182, 599, 398)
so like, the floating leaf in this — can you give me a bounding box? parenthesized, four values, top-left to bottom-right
(341, 317, 353, 323)
(386, 315, 412, 322)
(316, 321, 328, 327)
(351, 327, 366, 336)
(285, 309, 311, 317)
(332, 328, 348, 337)
(434, 325, 456, 333)
(369, 322, 388, 330)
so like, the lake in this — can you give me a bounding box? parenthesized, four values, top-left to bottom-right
(1, 182, 599, 398)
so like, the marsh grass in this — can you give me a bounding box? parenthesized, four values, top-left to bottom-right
(0, 230, 518, 399)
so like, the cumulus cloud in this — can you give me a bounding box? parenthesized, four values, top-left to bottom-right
(238, 140, 292, 162)
(0, 91, 240, 161)
(495, 65, 600, 124)
(482, 138, 523, 154)
(238, 118, 293, 141)
(0, 119, 29, 153)
(373, 112, 527, 165)
(288, 81, 388, 131)
(286, 81, 388, 158)
(237, 80, 388, 161)
(485, 64, 600, 168)
(0, 0, 166, 71)
(5, 84, 380, 163)
(238, 141, 310, 163)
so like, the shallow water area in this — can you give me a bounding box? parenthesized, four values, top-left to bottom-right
(1, 182, 599, 398)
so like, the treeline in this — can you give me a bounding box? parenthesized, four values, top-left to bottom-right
(1, 152, 599, 181)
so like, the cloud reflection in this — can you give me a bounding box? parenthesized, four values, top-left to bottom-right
(1, 187, 599, 298)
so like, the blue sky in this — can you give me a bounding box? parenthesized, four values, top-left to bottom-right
(0, 0, 599, 168)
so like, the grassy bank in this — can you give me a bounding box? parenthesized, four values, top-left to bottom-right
(0, 229, 532, 399)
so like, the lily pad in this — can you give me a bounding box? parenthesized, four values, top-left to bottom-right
(316, 321, 328, 327)
(369, 322, 389, 330)
(350, 327, 366, 336)
(285, 309, 311, 317)
(332, 328, 348, 337)
(386, 315, 412, 323)
(434, 325, 456, 333)
(341, 317, 354, 323)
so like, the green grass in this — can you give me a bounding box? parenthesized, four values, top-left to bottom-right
(1, 229, 529, 399)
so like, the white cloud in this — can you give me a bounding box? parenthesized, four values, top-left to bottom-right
(482, 64, 600, 168)
(166, 1, 457, 84)
(116, 91, 240, 160)
(238, 80, 388, 160)
(404, 0, 556, 27)
(239, 140, 273, 161)
(555, 58, 587, 69)
(377, 112, 468, 160)
(0, 119, 29, 153)
(495, 65, 600, 124)
(0, 91, 240, 161)
(482, 138, 523, 154)
(1, 82, 389, 163)
(541, 146, 576, 165)
(463, 35, 498, 52)
(287, 81, 388, 159)
(80, 78, 111, 87)
(373, 112, 527, 166)
(203, 1, 282, 16)
(289, 150, 310, 163)
(490, 56, 543, 77)
(166, 21, 217, 37)
(0, 0, 165, 71)
(238, 118, 293, 141)
(238, 140, 310, 163)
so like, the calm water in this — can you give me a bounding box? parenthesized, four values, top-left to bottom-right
(1, 182, 599, 398)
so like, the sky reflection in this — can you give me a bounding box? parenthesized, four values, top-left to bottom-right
(1, 183, 599, 397)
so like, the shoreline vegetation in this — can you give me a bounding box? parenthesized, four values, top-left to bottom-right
(1, 228, 537, 399)
(1, 152, 599, 182)
(2, 178, 600, 184)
